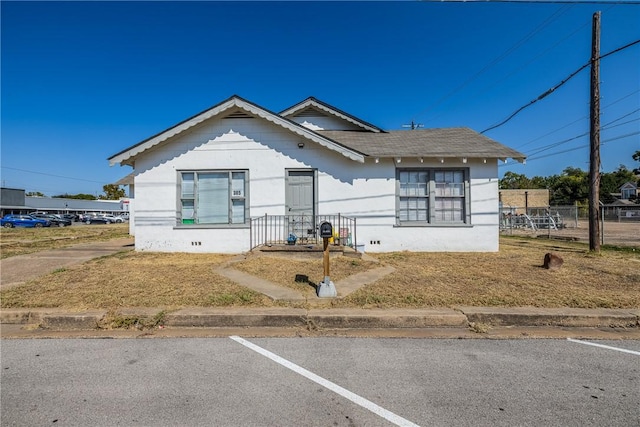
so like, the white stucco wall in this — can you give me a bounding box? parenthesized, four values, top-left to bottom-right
(131, 116, 501, 253)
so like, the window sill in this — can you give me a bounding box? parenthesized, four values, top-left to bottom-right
(395, 223, 473, 228)
(174, 224, 250, 229)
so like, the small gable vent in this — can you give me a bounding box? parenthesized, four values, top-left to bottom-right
(295, 107, 327, 118)
(223, 110, 254, 119)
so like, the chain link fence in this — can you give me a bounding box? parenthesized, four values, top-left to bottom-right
(500, 203, 640, 247)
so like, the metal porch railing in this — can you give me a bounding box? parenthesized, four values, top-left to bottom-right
(250, 214, 357, 251)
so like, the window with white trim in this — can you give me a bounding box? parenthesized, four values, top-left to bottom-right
(179, 171, 248, 225)
(397, 168, 470, 225)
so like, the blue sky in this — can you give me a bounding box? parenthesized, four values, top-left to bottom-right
(2, 1, 639, 197)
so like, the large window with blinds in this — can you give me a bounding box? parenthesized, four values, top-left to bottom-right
(397, 168, 470, 225)
(179, 171, 248, 225)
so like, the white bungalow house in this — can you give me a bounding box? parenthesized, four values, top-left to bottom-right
(619, 181, 639, 200)
(108, 95, 525, 253)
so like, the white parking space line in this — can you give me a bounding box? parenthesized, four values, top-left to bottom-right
(230, 336, 420, 427)
(567, 338, 640, 355)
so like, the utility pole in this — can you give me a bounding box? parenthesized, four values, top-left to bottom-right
(589, 11, 601, 252)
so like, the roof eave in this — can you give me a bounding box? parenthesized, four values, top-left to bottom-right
(108, 96, 366, 166)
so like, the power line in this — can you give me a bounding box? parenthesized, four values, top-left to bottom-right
(513, 89, 640, 150)
(0, 166, 110, 185)
(420, 11, 588, 126)
(501, 108, 640, 165)
(481, 63, 590, 133)
(421, 1, 640, 4)
(531, 110, 638, 155)
(480, 39, 640, 134)
(501, 128, 639, 166)
(602, 107, 640, 127)
(522, 116, 639, 159)
(412, 5, 573, 123)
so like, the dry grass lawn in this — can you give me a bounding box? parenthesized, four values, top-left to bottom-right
(334, 239, 639, 309)
(0, 223, 130, 259)
(1, 225, 638, 310)
(1, 252, 273, 310)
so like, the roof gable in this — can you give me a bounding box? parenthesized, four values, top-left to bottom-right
(108, 95, 526, 168)
(108, 95, 365, 166)
(280, 97, 384, 133)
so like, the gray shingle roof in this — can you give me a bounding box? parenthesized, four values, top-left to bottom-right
(316, 128, 525, 160)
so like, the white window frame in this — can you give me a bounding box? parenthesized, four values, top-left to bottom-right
(178, 170, 249, 227)
(396, 168, 470, 226)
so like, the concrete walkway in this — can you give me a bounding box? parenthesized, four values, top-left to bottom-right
(0, 237, 135, 290)
(214, 253, 396, 301)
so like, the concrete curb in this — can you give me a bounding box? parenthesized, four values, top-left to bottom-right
(307, 308, 467, 329)
(1, 307, 638, 331)
(456, 306, 640, 328)
(0, 309, 107, 330)
(164, 308, 309, 328)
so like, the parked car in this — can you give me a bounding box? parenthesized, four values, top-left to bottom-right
(115, 215, 128, 222)
(79, 213, 101, 222)
(62, 214, 79, 222)
(30, 213, 72, 227)
(1, 214, 51, 228)
(103, 214, 125, 223)
(87, 215, 114, 224)
(50, 214, 73, 227)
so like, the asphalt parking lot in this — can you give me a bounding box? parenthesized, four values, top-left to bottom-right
(2, 337, 638, 426)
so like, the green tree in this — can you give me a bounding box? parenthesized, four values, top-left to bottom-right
(25, 191, 45, 197)
(99, 184, 126, 200)
(548, 167, 589, 205)
(529, 176, 548, 189)
(53, 193, 97, 200)
(632, 150, 640, 177)
(499, 171, 531, 189)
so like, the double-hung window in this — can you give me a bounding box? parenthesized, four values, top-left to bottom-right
(398, 168, 469, 225)
(434, 170, 465, 222)
(398, 171, 429, 222)
(179, 171, 248, 225)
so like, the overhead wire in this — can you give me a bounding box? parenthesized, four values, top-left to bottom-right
(499, 105, 640, 166)
(411, 4, 573, 123)
(510, 131, 640, 164)
(0, 166, 114, 196)
(422, 10, 593, 127)
(1, 166, 109, 184)
(513, 89, 640, 150)
(421, 1, 640, 4)
(481, 38, 640, 134)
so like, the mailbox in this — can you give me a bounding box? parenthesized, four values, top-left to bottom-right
(319, 221, 333, 239)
